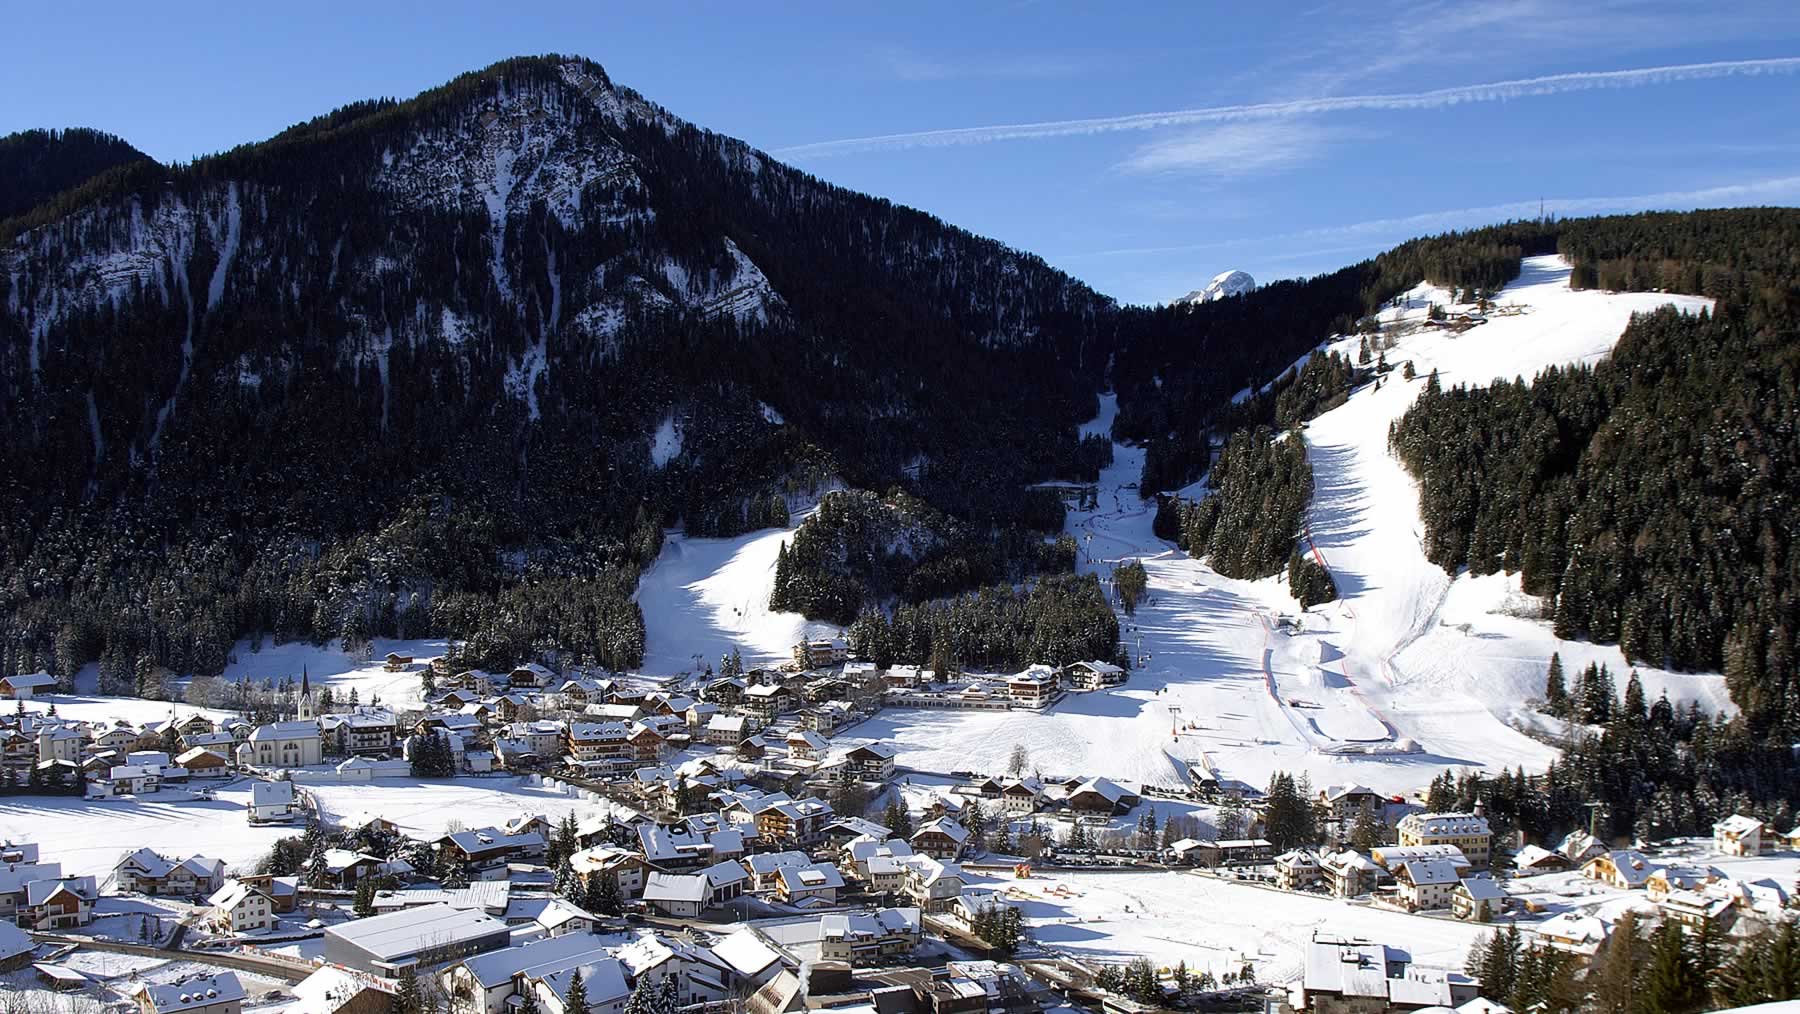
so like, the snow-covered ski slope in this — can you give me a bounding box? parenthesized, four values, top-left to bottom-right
(852, 255, 1728, 794)
(636, 514, 842, 674)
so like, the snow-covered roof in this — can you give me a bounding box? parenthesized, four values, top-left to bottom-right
(711, 927, 782, 978)
(324, 903, 506, 960)
(1457, 877, 1506, 901)
(776, 863, 845, 893)
(1, 671, 57, 690)
(458, 933, 614, 989)
(248, 720, 320, 741)
(207, 880, 268, 910)
(643, 872, 709, 904)
(539, 958, 631, 1006)
(140, 973, 245, 1013)
(914, 817, 969, 843)
(290, 967, 394, 1011)
(1399, 812, 1490, 837)
(1713, 814, 1765, 836)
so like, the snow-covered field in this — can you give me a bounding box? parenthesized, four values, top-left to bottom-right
(0, 775, 637, 880)
(846, 256, 1727, 795)
(991, 866, 1488, 980)
(636, 517, 841, 674)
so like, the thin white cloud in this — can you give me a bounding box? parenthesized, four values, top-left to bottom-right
(1115, 122, 1360, 177)
(1059, 174, 1800, 262)
(773, 56, 1800, 160)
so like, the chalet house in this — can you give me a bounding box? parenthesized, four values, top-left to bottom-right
(1168, 838, 1219, 866)
(1583, 850, 1662, 890)
(753, 797, 834, 846)
(707, 714, 750, 746)
(1555, 830, 1607, 866)
(1060, 661, 1125, 691)
(898, 856, 965, 913)
(785, 729, 828, 762)
(569, 846, 651, 898)
(508, 664, 556, 689)
(703, 677, 747, 706)
(383, 652, 414, 672)
(245, 721, 323, 768)
(735, 735, 767, 760)
(555, 678, 609, 704)
(0, 672, 57, 700)
(236, 875, 299, 913)
(0, 862, 61, 920)
(1506, 845, 1564, 876)
(1319, 850, 1381, 898)
(1066, 777, 1138, 819)
(736, 850, 806, 894)
(775, 863, 844, 907)
(843, 742, 897, 782)
(17, 876, 97, 929)
(107, 764, 163, 795)
(1317, 784, 1382, 825)
(316, 850, 386, 889)
(1275, 851, 1322, 891)
(1713, 814, 1770, 856)
(1658, 889, 1737, 935)
(998, 778, 1043, 814)
(563, 722, 631, 772)
(742, 684, 792, 722)
(1395, 812, 1491, 869)
(207, 881, 276, 934)
(439, 828, 546, 869)
(91, 724, 142, 754)
(685, 703, 719, 730)
(1537, 913, 1608, 959)
(504, 721, 565, 759)
(1006, 666, 1059, 709)
(113, 849, 225, 897)
(37, 726, 84, 763)
(799, 702, 850, 734)
(320, 709, 398, 757)
(1452, 878, 1508, 922)
(248, 780, 300, 824)
(883, 666, 923, 690)
(176, 747, 231, 779)
(911, 818, 970, 860)
(1212, 839, 1268, 865)
(629, 725, 668, 762)
(642, 873, 709, 919)
(819, 908, 921, 963)
(972, 776, 1004, 799)
(793, 639, 849, 670)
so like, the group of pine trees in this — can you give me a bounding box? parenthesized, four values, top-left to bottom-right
(1156, 427, 1313, 582)
(843, 573, 1120, 672)
(1468, 916, 1800, 1014)
(769, 488, 1073, 626)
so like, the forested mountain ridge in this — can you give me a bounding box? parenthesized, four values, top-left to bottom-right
(0, 55, 1117, 686)
(0, 127, 152, 222)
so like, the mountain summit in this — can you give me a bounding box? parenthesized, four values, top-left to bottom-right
(1179, 269, 1255, 304)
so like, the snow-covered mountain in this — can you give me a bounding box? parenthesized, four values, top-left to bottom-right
(1179, 268, 1255, 304)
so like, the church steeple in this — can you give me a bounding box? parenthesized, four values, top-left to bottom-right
(297, 665, 316, 721)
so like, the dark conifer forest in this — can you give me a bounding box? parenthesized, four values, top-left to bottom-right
(0, 127, 152, 221)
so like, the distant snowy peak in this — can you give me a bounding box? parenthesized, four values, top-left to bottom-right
(1180, 269, 1256, 305)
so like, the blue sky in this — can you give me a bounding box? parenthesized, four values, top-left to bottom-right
(8, 2, 1800, 303)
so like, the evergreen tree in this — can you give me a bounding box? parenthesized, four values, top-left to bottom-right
(1543, 652, 1568, 717)
(566, 968, 591, 1014)
(1639, 921, 1705, 1014)
(883, 798, 913, 838)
